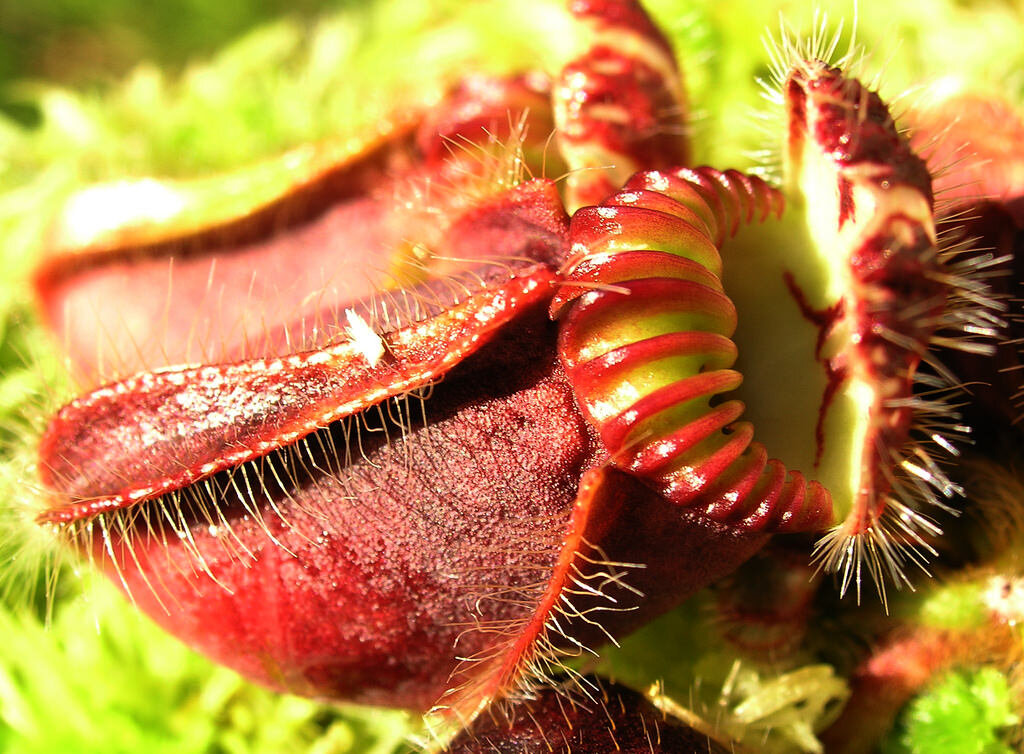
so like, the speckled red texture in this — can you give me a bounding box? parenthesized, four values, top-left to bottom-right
(80, 309, 764, 711)
(96, 312, 591, 710)
(37, 166, 766, 714)
(447, 676, 729, 753)
(37, 265, 558, 522)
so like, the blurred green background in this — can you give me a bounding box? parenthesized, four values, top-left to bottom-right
(0, 0, 357, 111)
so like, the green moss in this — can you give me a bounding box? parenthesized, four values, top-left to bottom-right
(0, 576, 412, 754)
(883, 668, 1020, 754)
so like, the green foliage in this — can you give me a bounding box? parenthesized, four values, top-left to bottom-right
(0, 576, 411, 754)
(883, 668, 1020, 754)
(0, 0, 362, 93)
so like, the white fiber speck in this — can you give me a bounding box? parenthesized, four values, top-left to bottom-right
(345, 309, 385, 366)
